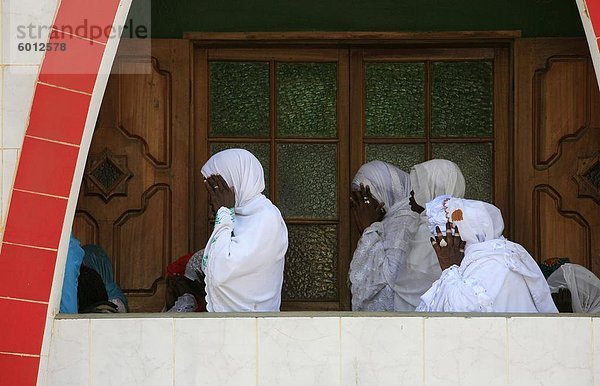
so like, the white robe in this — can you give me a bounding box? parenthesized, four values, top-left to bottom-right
(416, 197, 557, 313)
(547, 263, 600, 313)
(394, 159, 466, 311)
(348, 161, 418, 311)
(201, 149, 288, 312)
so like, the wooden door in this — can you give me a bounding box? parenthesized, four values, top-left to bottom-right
(73, 40, 191, 312)
(514, 38, 600, 273)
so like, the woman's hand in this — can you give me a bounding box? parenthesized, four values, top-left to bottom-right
(430, 222, 466, 270)
(204, 174, 235, 213)
(350, 183, 385, 233)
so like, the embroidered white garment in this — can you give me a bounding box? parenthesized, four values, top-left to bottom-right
(184, 249, 204, 282)
(416, 196, 558, 313)
(167, 293, 197, 313)
(348, 161, 418, 311)
(547, 263, 600, 313)
(201, 149, 288, 312)
(393, 159, 466, 311)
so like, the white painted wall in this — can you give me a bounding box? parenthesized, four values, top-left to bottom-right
(0, 0, 59, 237)
(45, 314, 597, 386)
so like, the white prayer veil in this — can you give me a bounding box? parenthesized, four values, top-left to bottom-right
(201, 148, 265, 209)
(547, 264, 600, 313)
(410, 159, 466, 208)
(349, 161, 418, 311)
(417, 196, 557, 313)
(393, 159, 466, 311)
(426, 195, 504, 243)
(200, 149, 288, 312)
(352, 160, 411, 214)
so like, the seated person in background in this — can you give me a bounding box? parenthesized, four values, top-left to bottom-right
(348, 161, 418, 311)
(60, 234, 85, 313)
(201, 149, 288, 312)
(540, 257, 571, 279)
(165, 250, 207, 312)
(82, 244, 128, 312)
(394, 159, 466, 311)
(416, 195, 557, 313)
(78, 265, 118, 313)
(539, 257, 572, 312)
(546, 263, 600, 313)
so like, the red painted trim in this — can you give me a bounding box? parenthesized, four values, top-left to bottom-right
(0, 244, 57, 302)
(0, 1, 122, 384)
(0, 354, 41, 386)
(0, 298, 48, 355)
(54, 0, 121, 44)
(38, 33, 105, 94)
(586, 0, 600, 38)
(14, 136, 80, 198)
(27, 83, 92, 145)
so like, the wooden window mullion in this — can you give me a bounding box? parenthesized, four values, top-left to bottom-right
(425, 60, 433, 160)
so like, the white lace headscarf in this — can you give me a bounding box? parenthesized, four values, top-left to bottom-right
(393, 159, 466, 311)
(425, 195, 504, 244)
(417, 196, 557, 313)
(547, 264, 600, 313)
(349, 161, 418, 311)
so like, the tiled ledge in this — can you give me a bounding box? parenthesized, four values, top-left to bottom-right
(54, 311, 596, 319)
(45, 315, 598, 386)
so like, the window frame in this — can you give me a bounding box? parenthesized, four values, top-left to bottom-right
(191, 33, 513, 311)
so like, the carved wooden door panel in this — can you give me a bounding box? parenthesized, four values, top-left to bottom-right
(515, 38, 600, 273)
(73, 40, 191, 312)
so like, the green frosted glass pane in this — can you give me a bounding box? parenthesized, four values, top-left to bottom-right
(365, 63, 425, 137)
(277, 63, 337, 137)
(432, 61, 493, 137)
(432, 143, 493, 202)
(365, 144, 425, 173)
(282, 224, 338, 301)
(210, 143, 271, 195)
(209, 62, 270, 137)
(277, 144, 337, 219)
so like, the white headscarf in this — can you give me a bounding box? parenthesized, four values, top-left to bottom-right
(547, 264, 600, 313)
(425, 195, 504, 244)
(410, 159, 466, 208)
(393, 159, 466, 311)
(201, 149, 288, 312)
(417, 196, 557, 313)
(349, 161, 418, 311)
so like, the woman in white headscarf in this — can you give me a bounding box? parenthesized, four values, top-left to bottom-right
(547, 264, 600, 313)
(416, 195, 557, 313)
(201, 149, 288, 312)
(393, 159, 466, 311)
(348, 161, 418, 311)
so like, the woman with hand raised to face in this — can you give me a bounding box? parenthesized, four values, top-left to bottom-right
(393, 159, 466, 311)
(348, 161, 418, 311)
(201, 149, 288, 312)
(416, 195, 557, 313)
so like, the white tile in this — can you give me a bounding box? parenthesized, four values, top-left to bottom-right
(174, 318, 256, 386)
(424, 317, 506, 386)
(341, 317, 423, 386)
(592, 318, 600, 386)
(2, 66, 36, 148)
(258, 317, 340, 386)
(91, 318, 174, 386)
(47, 319, 90, 386)
(0, 68, 3, 143)
(509, 317, 592, 386)
(2, 0, 58, 66)
(2, 149, 18, 225)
